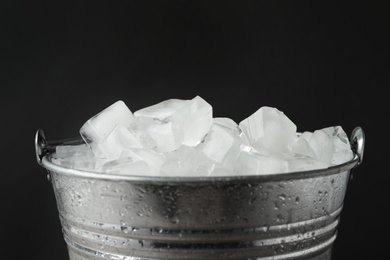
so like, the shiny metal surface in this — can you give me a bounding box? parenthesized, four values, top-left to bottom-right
(37, 127, 365, 260)
(35, 128, 84, 166)
(350, 127, 365, 167)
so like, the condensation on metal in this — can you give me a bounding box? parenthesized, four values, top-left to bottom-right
(38, 127, 365, 260)
(45, 163, 354, 260)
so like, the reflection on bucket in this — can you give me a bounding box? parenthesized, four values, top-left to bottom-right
(36, 127, 364, 260)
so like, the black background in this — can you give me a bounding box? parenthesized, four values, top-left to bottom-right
(1, 1, 388, 259)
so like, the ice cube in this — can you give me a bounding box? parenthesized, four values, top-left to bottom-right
(181, 96, 213, 147)
(72, 157, 107, 171)
(134, 96, 212, 153)
(239, 107, 297, 153)
(308, 126, 353, 166)
(292, 134, 316, 158)
(98, 157, 151, 175)
(234, 150, 289, 175)
(70, 97, 353, 177)
(80, 101, 135, 154)
(316, 126, 353, 165)
(119, 148, 164, 174)
(54, 144, 93, 158)
(288, 156, 328, 172)
(52, 145, 107, 171)
(160, 146, 215, 176)
(196, 120, 243, 169)
(208, 166, 235, 177)
(213, 117, 252, 147)
(134, 98, 188, 152)
(279, 153, 328, 172)
(213, 118, 240, 133)
(307, 130, 333, 165)
(299, 131, 313, 142)
(97, 125, 143, 159)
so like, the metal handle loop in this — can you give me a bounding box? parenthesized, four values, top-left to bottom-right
(350, 126, 365, 167)
(35, 128, 48, 166)
(35, 128, 84, 167)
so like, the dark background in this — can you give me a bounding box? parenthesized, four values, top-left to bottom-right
(1, 1, 387, 259)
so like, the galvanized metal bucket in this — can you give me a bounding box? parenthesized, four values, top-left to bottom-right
(35, 127, 365, 260)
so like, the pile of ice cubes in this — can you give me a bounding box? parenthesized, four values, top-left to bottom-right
(52, 96, 354, 176)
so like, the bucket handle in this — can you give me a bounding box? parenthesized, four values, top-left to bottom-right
(35, 128, 84, 167)
(350, 126, 365, 167)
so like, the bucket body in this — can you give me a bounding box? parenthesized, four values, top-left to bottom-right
(41, 153, 358, 260)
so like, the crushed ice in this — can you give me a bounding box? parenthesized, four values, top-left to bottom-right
(52, 96, 354, 176)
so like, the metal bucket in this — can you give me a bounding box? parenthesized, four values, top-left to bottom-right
(35, 127, 365, 260)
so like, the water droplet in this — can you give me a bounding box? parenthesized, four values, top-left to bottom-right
(121, 226, 129, 234)
(249, 197, 257, 205)
(287, 223, 292, 231)
(170, 217, 180, 224)
(119, 209, 127, 217)
(138, 187, 147, 194)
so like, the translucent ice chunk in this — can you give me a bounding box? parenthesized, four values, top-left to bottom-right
(52, 145, 107, 171)
(234, 150, 289, 175)
(213, 117, 250, 145)
(299, 131, 313, 142)
(160, 146, 215, 176)
(181, 96, 213, 147)
(98, 125, 143, 159)
(208, 167, 235, 177)
(54, 144, 93, 158)
(119, 148, 164, 174)
(279, 153, 328, 172)
(80, 101, 135, 155)
(134, 98, 188, 152)
(308, 130, 333, 165)
(239, 107, 297, 153)
(196, 120, 243, 169)
(309, 126, 353, 166)
(71, 157, 107, 171)
(292, 134, 316, 158)
(325, 126, 354, 165)
(213, 117, 241, 134)
(68, 97, 354, 176)
(98, 157, 151, 175)
(288, 156, 328, 172)
(134, 96, 212, 153)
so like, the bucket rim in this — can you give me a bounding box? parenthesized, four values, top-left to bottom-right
(41, 153, 359, 184)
